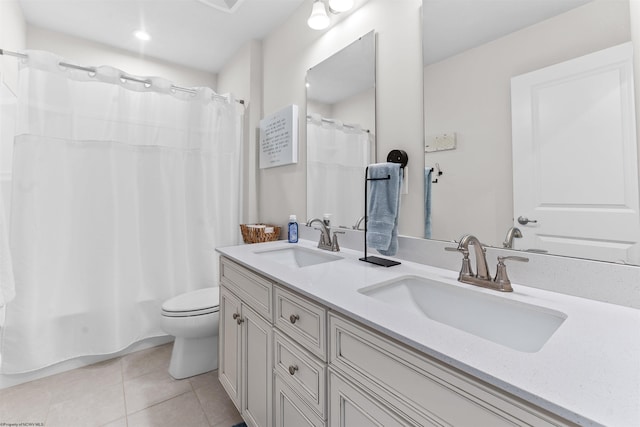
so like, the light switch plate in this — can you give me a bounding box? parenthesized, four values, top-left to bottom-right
(425, 133, 456, 152)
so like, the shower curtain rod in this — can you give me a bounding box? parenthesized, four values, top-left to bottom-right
(306, 114, 370, 133)
(0, 48, 244, 105)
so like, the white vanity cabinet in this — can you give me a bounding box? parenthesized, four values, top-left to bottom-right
(218, 256, 575, 427)
(219, 258, 274, 427)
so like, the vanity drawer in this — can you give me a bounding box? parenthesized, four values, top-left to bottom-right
(274, 330, 327, 418)
(275, 286, 327, 361)
(220, 257, 273, 321)
(329, 313, 570, 427)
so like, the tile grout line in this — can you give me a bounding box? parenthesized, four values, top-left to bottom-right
(190, 376, 215, 427)
(96, 358, 128, 427)
(125, 389, 194, 418)
(120, 358, 130, 427)
(188, 378, 210, 427)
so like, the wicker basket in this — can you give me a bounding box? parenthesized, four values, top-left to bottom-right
(240, 224, 281, 244)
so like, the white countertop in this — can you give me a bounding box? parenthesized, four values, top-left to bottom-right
(217, 239, 640, 427)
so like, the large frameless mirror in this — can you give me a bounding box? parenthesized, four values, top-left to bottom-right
(422, 0, 640, 265)
(306, 31, 376, 229)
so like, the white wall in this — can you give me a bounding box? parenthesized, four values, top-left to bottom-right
(261, 0, 424, 236)
(423, 0, 631, 246)
(217, 40, 263, 224)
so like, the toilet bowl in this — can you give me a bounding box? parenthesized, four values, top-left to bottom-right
(161, 287, 219, 379)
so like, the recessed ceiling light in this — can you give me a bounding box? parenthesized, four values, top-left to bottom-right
(134, 30, 151, 41)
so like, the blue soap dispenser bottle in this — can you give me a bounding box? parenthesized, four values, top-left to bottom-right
(288, 215, 298, 243)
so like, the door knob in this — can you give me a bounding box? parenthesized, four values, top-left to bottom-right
(517, 216, 538, 225)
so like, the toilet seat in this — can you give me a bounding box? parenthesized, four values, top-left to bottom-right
(162, 287, 219, 317)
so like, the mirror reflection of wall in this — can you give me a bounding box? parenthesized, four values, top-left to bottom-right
(422, 0, 638, 264)
(306, 31, 376, 229)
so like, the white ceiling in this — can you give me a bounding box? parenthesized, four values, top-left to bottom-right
(17, 0, 307, 73)
(16, 0, 597, 75)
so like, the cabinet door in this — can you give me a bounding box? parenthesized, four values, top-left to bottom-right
(329, 372, 429, 427)
(242, 304, 273, 427)
(274, 374, 325, 427)
(219, 286, 242, 410)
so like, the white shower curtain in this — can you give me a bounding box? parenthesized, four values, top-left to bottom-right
(307, 115, 373, 228)
(1, 51, 243, 373)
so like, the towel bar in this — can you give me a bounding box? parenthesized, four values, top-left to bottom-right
(359, 158, 405, 267)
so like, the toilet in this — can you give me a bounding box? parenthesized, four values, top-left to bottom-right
(160, 287, 220, 379)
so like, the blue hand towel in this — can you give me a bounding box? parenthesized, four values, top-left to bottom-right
(366, 162, 402, 256)
(424, 167, 432, 239)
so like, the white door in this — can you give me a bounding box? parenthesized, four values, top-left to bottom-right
(511, 42, 639, 264)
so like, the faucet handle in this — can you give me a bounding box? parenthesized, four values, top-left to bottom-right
(445, 246, 474, 278)
(331, 231, 345, 252)
(497, 255, 529, 263)
(493, 255, 529, 292)
(445, 246, 470, 256)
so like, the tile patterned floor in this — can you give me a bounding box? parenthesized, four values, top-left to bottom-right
(0, 343, 243, 427)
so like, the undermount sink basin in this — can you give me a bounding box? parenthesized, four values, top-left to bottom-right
(359, 276, 566, 353)
(254, 246, 342, 268)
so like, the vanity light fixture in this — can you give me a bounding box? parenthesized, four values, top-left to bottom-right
(308, 0, 330, 30)
(134, 30, 151, 41)
(308, 0, 354, 30)
(328, 0, 354, 13)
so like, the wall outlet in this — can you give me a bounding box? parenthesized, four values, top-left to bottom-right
(425, 132, 456, 153)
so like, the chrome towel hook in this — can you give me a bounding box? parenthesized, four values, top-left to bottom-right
(431, 162, 443, 183)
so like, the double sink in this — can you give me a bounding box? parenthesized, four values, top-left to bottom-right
(254, 246, 566, 353)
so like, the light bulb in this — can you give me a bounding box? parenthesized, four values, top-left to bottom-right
(308, 1, 330, 30)
(328, 0, 354, 13)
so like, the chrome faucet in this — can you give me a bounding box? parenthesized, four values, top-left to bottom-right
(306, 218, 342, 252)
(352, 215, 366, 230)
(446, 234, 528, 292)
(503, 226, 522, 248)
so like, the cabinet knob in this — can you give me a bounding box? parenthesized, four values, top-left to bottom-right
(289, 314, 300, 324)
(288, 365, 298, 375)
(232, 313, 240, 320)
(236, 317, 244, 325)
